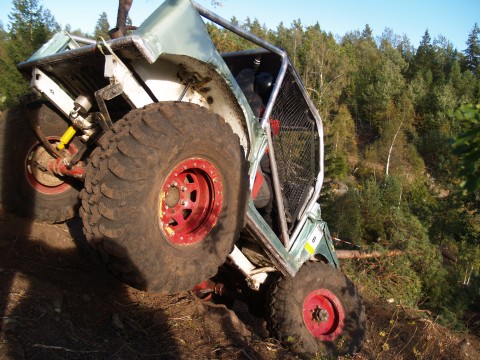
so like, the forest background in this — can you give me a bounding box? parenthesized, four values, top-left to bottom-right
(0, 0, 479, 332)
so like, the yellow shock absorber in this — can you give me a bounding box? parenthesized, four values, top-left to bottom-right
(57, 126, 77, 150)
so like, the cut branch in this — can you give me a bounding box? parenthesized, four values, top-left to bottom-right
(336, 249, 403, 259)
(33, 344, 100, 353)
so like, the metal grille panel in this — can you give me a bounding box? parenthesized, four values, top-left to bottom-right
(270, 68, 318, 220)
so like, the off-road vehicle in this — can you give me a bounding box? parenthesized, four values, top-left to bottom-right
(4, 0, 366, 357)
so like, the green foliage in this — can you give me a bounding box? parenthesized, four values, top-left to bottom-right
(464, 23, 480, 76)
(325, 153, 349, 180)
(342, 254, 423, 307)
(358, 179, 386, 243)
(324, 105, 357, 180)
(403, 179, 439, 226)
(7, 0, 59, 63)
(329, 104, 357, 156)
(322, 186, 363, 244)
(0, 0, 59, 109)
(206, 21, 252, 52)
(451, 104, 480, 193)
(0, 58, 29, 109)
(94, 12, 110, 39)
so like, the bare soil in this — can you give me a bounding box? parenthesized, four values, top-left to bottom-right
(0, 210, 478, 360)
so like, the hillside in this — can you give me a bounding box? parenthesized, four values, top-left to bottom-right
(0, 211, 478, 359)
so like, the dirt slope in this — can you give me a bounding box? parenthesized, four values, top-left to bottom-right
(0, 211, 478, 359)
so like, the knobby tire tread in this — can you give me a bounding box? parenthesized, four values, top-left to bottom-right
(266, 261, 366, 358)
(80, 102, 249, 292)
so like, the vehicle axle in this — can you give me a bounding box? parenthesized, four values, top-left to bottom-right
(48, 157, 84, 180)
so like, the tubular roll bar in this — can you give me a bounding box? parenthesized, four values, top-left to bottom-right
(193, 2, 325, 250)
(193, 2, 292, 245)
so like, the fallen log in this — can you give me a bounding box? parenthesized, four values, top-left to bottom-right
(336, 249, 404, 259)
(336, 247, 457, 262)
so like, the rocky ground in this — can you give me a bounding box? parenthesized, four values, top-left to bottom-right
(0, 210, 479, 359)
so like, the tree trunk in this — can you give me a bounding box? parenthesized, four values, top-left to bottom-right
(385, 120, 403, 177)
(110, 0, 134, 39)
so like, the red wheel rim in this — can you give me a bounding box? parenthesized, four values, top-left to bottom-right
(303, 288, 345, 341)
(159, 158, 223, 245)
(192, 279, 215, 301)
(25, 137, 77, 195)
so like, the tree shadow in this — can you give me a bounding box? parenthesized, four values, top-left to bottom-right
(0, 211, 188, 359)
(0, 106, 181, 359)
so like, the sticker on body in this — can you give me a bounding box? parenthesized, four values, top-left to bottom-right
(304, 230, 323, 255)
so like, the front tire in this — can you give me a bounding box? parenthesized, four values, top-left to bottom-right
(266, 261, 366, 358)
(80, 102, 249, 293)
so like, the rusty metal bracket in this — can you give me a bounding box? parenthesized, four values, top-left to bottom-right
(94, 83, 123, 130)
(68, 129, 102, 167)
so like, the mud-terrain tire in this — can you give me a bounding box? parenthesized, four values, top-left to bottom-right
(0, 103, 81, 223)
(80, 102, 249, 293)
(266, 261, 366, 358)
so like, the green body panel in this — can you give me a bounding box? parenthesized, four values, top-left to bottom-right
(288, 202, 339, 268)
(247, 200, 339, 272)
(134, 0, 266, 167)
(29, 32, 80, 60)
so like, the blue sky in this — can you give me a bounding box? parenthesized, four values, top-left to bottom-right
(1, 0, 479, 51)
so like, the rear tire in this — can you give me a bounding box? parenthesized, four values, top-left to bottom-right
(80, 102, 249, 293)
(266, 261, 366, 358)
(0, 103, 81, 223)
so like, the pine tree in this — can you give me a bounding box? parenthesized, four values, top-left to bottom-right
(0, 0, 59, 108)
(7, 0, 59, 63)
(94, 12, 110, 39)
(409, 29, 433, 80)
(0, 22, 8, 107)
(0, 22, 7, 58)
(464, 23, 480, 76)
(330, 104, 357, 156)
(361, 24, 374, 42)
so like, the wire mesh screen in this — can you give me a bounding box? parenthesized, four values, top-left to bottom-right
(270, 67, 319, 221)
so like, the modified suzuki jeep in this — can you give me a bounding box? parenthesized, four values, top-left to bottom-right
(5, 0, 365, 357)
